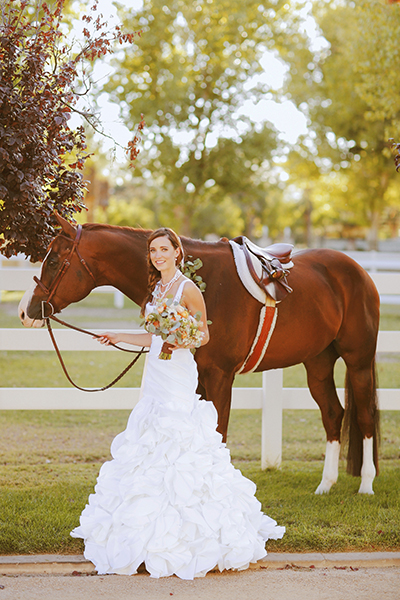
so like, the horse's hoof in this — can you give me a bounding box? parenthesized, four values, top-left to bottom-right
(315, 482, 332, 495)
(358, 484, 374, 495)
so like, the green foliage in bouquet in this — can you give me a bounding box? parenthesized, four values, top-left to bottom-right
(182, 256, 206, 293)
(142, 298, 204, 359)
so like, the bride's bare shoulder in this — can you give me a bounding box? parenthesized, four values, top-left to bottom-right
(181, 278, 204, 302)
(181, 277, 198, 291)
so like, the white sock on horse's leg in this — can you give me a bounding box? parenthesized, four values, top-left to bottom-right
(358, 436, 376, 494)
(315, 440, 340, 495)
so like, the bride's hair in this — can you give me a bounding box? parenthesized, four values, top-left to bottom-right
(140, 227, 185, 316)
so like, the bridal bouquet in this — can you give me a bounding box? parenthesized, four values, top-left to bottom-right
(143, 299, 204, 360)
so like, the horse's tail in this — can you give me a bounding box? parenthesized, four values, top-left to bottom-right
(342, 360, 380, 477)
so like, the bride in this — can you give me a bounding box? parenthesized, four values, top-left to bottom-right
(71, 227, 285, 579)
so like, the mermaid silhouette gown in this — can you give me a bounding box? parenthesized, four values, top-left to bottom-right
(71, 279, 285, 579)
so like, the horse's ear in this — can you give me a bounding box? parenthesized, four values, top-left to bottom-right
(54, 212, 77, 239)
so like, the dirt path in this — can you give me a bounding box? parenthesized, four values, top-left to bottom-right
(1, 567, 399, 600)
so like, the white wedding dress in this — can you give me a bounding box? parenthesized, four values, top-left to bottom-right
(71, 279, 285, 579)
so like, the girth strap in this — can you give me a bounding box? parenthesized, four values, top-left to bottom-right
(237, 298, 277, 374)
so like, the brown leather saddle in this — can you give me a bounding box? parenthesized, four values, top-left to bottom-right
(233, 236, 294, 302)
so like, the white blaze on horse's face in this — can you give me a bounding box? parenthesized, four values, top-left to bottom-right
(19, 251, 51, 328)
(18, 281, 45, 328)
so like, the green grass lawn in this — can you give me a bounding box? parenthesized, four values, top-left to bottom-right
(0, 409, 399, 554)
(0, 295, 399, 554)
(2, 350, 400, 390)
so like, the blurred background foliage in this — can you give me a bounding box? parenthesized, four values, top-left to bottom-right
(83, 0, 400, 248)
(4, 0, 399, 249)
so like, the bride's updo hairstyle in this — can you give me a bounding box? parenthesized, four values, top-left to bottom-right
(140, 227, 185, 316)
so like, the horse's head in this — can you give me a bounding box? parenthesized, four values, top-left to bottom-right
(19, 214, 97, 327)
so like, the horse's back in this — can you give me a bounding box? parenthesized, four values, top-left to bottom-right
(301, 249, 380, 359)
(262, 248, 379, 368)
(290, 248, 378, 304)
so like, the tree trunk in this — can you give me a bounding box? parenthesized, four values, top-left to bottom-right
(304, 195, 313, 248)
(368, 210, 380, 251)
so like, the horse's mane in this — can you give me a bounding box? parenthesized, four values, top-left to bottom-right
(81, 222, 229, 248)
(82, 223, 150, 235)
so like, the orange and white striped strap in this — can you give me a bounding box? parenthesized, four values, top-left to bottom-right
(236, 297, 277, 374)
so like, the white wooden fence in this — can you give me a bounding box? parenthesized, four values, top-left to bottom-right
(0, 257, 124, 308)
(1, 261, 399, 469)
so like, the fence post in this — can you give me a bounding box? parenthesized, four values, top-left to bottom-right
(261, 369, 283, 469)
(114, 290, 124, 308)
(369, 249, 376, 273)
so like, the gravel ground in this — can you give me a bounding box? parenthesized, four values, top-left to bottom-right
(0, 567, 399, 600)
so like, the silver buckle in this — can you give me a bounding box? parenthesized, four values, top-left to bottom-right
(41, 301, 54, 320)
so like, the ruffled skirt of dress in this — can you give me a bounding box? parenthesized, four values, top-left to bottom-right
(71, 336, 285, 580)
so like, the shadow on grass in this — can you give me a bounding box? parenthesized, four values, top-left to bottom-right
(0, 460, 399, 555)
(240, 460, 400, 552)
(0, 409, 399, 555)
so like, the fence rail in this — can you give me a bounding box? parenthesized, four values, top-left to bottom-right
(1, 327, 399, 353)
(1, 326, 399, 469)
(0, 266, 124, 307)
(2, 254, 400, 302)
(1, 262, 399, 468)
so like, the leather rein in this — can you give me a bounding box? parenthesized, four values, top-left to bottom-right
(33, 224, 147, 393)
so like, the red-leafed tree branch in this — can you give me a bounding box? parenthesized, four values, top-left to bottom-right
(0, 0, 140, 261)
(392, 141, 400, 171)
(387, 0, 400, 169)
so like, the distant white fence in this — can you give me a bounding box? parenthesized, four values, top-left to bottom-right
(0, 327, 399, 470)
(0, 256, 399, 468)
(2, 253, 400, 305)
(344, 250, 400, 273)
(0, 258, 124, 308)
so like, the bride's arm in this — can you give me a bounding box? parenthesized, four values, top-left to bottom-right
(96, 331, 152, 347)
(181, 281, 210, 347)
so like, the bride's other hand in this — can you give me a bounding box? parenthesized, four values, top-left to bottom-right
(162, 341, 177, 352)
(95, 332, 119, 346)
(167, 340, 199, 351)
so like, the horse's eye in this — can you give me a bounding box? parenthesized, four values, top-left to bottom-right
(47, 258, 59, 269)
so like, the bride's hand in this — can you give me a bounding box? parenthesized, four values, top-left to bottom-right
(161, 341, 177, 352)
(95, 332, 119, 346)
(166, 341, 196, 351)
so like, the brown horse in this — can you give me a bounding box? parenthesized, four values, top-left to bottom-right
(19, 215, 380, 494)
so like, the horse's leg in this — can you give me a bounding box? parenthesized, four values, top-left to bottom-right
(330, 275, 380, 494)
(303, 345, 344, 494)
(198, 366, 235, 442)
(359, 437, 375, 495)
(342, 361, 378, 495)
(196, 380, 207, 400)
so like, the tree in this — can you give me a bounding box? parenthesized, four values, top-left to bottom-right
(346, 0, 400, 172)
(393, 141, 400, 171)
(281, 0, 399, 248)
(0, 0, 138, 261)
(347, 0, 400, 134)
(105, 0, 291, 238)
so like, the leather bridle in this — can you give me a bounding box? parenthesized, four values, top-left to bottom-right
(33, 224, 96, 318)
(31, 224, 147, 392)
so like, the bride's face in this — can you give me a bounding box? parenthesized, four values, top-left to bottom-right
(149, 236, 179, 272)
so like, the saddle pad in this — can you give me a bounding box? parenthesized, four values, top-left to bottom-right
(229, 239, 272, 304)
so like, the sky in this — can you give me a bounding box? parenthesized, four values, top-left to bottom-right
(71, 0, 314, 165)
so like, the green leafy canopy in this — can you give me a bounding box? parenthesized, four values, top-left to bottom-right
(104, 0, 292, 239)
